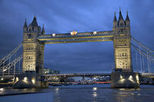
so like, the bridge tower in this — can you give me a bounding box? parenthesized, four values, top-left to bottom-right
(113, 11, 132, 72)
(22, 17, 44, 74)
(112, 11, 139, 88)
(13, 17, 47, 89)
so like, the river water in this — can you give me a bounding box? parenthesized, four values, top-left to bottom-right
(0, 84, 154, 102)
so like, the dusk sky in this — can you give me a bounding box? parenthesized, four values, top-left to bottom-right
(0, 0, 154, 73)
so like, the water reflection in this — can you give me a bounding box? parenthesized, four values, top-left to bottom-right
(1, 85, 154, 102)
(93, 92, 97, 97)
(55, 88, 59, 94)
(0, 88, 4, 94)
(114, 88, 141, 102)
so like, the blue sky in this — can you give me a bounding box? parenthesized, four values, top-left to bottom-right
(0, 0, 154, 73)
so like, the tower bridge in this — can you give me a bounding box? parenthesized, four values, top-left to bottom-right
(22, 10, 132, 74)
(0, 10, 154, 88)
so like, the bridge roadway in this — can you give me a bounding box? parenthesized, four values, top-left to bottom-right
(37, 31, 113, 44)
(43, 73, 111, 78)
(42, 72, 154, 79)
(1, 73, 154, 80)
(140, 73, 154, 78)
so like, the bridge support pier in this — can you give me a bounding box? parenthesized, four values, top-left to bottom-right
(13, 72, 48, 88)
(111, 71, 140, 88)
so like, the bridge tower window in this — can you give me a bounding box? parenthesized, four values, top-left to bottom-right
(27, 34, 32, 39)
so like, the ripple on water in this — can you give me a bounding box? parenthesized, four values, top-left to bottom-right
(1, 85, 154, 102)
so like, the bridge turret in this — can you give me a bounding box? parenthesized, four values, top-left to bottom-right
(125, 11, 130, 34)
(23, 19, 28, 32)
(113, 12, 117, 31)
(113, 10, 130, 35)
(118, 10, 125, 27)
(125, 11, 130, 26)
(28, 16, 41, 34)
(41, 24, 45, 34)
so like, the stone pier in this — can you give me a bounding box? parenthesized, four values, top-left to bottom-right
(13, 72, 48, 89)
(111, 71, 140, 88)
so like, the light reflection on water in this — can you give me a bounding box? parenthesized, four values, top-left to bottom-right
(0, 85, 154, 102)
(0, 88, 4, 94)
(52, 85, 154, 102)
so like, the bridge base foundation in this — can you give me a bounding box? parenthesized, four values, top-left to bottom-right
(111, 72, 140, 88)
(13, 72, 48, 89)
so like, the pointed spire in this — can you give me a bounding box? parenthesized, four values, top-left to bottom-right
(125, 11, 130, 21)
(119, 9, 124, 21)
(24, 19, 27, 28)
(41, 24, 45, 34)
(114, 12, 117, 22)
(30, 16, 38, 26)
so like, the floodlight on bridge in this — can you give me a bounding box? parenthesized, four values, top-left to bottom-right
(128, 75, 134, 83)
(119, 75, 125, 83)
(52, 33, 56, 37)
(71, 31, 77, 36)
(93, 31, 97, 35)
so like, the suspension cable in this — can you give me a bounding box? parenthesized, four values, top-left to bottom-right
(0, 43, 22, 67)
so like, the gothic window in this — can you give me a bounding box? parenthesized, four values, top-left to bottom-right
(32, 27, 34, 31)
(120, 23, 123, 26)
(120, 29, 123, 33)
(27, 34, 32, 39)
(28, 27, 32, 32)
(27, 47, 33, 50)
(25, 56, 33, 60)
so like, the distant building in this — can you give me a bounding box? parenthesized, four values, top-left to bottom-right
(42, 68, 60, 74)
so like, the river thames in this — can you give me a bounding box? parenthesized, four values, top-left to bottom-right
(0, 84, 154, 102)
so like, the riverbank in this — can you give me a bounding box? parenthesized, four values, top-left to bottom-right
(0, 88, 49, 97)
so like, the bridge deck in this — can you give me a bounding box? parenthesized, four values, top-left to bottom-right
(37, 31, 114, 44)
(43, 73, 111, 77)
(140, 73, 154, 78)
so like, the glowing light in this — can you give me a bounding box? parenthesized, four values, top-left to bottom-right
(55, 77, 59, 80)
(0, 78, 4, 81)
(55, 88, 59, 94)
(16, 77, 19, 82)
(12, 77, 15, 81)
(93, 31, 97, 35)
(55, 88, 59, 91)
(93, 77, 97, 80)
(120, 75, 123, 79)
(119, 75, 125, 83)
(3, 69, 7, 72)
(23, 77, 28, 83)
(128, 75, 134, 82)
(71, 31, 77, 36)
(93, 87, 97, 91)
(119, 88, 125, 91)
(136, 74, 140, 84)
(0, 88, 4, 91)
(31, 78, 36, 84)
(93, 92, 97, 97)
(52, 33, 56, 37)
